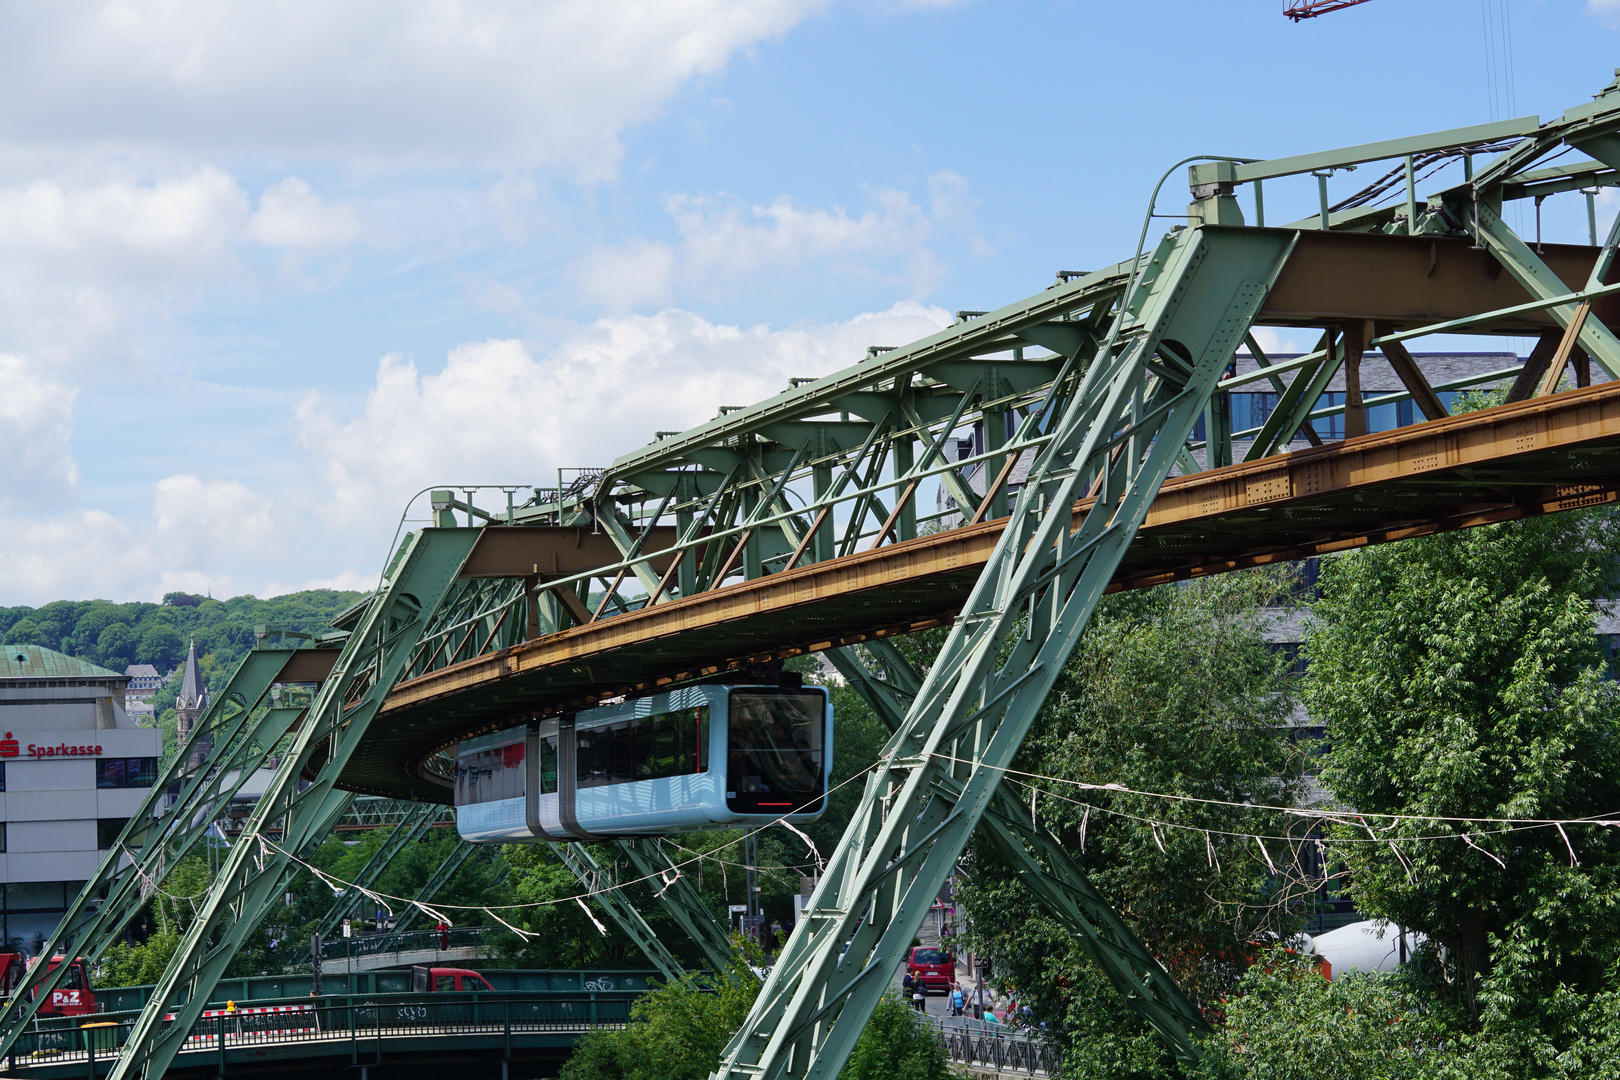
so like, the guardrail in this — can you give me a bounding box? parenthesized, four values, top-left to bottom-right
(319, 926, 488, 962)
(4, 992, 637, 1075)
(932, 1021, 1058, 1075)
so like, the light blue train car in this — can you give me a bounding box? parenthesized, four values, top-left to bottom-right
(455, 683, 832, 841)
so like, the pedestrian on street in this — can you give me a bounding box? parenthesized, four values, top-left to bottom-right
(950, 983, 965, 1017)
(912, 980, 927, 1012)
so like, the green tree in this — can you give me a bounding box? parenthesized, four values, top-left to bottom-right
(137, 624, 186, 671)
(958, 568, 1308, 1079)
(560, 956, 945, 1080)
(1304, 509, 1620, 1031)
(1191, 949, 1450, 1080)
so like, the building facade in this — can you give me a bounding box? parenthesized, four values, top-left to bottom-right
(0, 645, 161, 951)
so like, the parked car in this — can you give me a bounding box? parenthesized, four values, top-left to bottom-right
(906, 946, 954, 992)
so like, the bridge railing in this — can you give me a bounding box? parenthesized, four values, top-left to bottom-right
(3, 991, 639, 1073)
(318, 925, 489, 962)
(931, 1020, 1058, 1075)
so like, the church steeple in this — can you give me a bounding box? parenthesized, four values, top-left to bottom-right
(175, 639, 211, 770)
(176, 639, 208, 713)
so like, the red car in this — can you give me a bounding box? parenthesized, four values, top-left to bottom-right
(906, 946, 954, 992)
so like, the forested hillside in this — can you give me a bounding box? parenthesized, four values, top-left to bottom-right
(0, 590, 365, 689)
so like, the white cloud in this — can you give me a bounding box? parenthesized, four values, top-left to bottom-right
(0, 1, 827, 178)
(576, 239, 678, 311)
(1589, 0, 1620, 28)
(151, 474, 279, 565)
(0, 168, 364, 365)
(246, 177, 360, 252)
(0, 509, 149, 604)
(295, 302, 952, 538)
(0, 168, 248, 278)
(670, 188, 930, 275)
(0, 354, 81, 511)
(578, 171, 981, 308)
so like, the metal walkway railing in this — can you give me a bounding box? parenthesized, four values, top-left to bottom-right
(932, 1020, 1059, 1075)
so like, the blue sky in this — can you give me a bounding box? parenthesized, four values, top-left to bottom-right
(1, 0, 1617, 605)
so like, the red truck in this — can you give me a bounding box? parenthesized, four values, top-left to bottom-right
(410, 965, 495, 993)
(0, 954, 98, 1016)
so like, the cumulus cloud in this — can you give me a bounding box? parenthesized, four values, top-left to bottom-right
(295, 302, 952, 537)
(1590, 0, 1620, 28)
(0, 1, 826, 178)
(152, 474, 280, 564)
(0, 168, 361, 365)
(578, 171, 980, 308)
(246, 177, 360, 251)
(0, 354, 80, 511)
(0, 168, 248, 278)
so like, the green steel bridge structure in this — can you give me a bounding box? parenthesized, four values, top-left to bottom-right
(12, 74, 1620, 1079)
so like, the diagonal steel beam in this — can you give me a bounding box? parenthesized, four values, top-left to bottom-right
(828, 645, 1209, 1059)
(316, 801, 445, 940)
(710, 226, 1295, 1080)
(548, 842, 689, 982)
(100, 526, 480, 1080)
(0, 647, 330, 1055)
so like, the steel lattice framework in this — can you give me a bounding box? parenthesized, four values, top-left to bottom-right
(10, 75, 1620, 1080)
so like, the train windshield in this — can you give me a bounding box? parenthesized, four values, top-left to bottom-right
(727, 690, 825, 815)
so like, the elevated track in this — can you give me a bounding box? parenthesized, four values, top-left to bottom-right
(357, 376, 1620, 802)
(18, 75, 1620, 1080)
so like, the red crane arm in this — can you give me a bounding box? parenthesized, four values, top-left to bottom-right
(1284, 0, 1376, 19)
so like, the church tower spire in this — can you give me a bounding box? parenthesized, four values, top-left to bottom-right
(175, 639, 211, 770)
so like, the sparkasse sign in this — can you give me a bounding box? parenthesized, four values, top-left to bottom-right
(0, 733, 103, 759)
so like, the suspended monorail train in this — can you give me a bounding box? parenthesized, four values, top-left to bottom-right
(454, 683, 832, 841)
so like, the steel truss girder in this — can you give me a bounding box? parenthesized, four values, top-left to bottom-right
(613, 838, 736, 973)
(316, 801, 445, 940)
(377, 838, 490, 943)
(825, 645, 1208, 1059)
(0, 645, 331, 1055)
(91, 527, 480, 1080)
(547, 841, 689, 982)
(710, 226, 1295, 1080)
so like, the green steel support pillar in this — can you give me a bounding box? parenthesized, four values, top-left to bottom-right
(825, 645, 1209, 1058)
(614, 837, 735, 973)
(710, 225, 1294, 1080)
(98, 527, 481, 1080)
(0, 646, 328, 1055)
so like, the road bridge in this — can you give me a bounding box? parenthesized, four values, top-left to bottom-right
(12, 75, 1620, 1080)
(3, 992, 638, 1080)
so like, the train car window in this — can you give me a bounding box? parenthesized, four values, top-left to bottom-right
(633, 717, 655, 779)
(577, 705, 711, 788)
(610, 722, 635, 782)
(727, 691, 825, 815)
(540, 735, 558, 794)
(455, 741, 526, 805)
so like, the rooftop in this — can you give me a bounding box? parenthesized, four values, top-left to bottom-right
(0, 645, 125, 681)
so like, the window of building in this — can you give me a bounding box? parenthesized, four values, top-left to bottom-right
(576, 706, 710, 790)
(0, 761, 7, 792)
(97, 818, 130, 850)
(96, 758, 158, 789)
(0, 823, 8, 853)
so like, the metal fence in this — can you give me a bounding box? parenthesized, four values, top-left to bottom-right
(933, 1021, 1059, 1075)
(319, 925, 488, 962)
(5, 992, 637, 1074)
